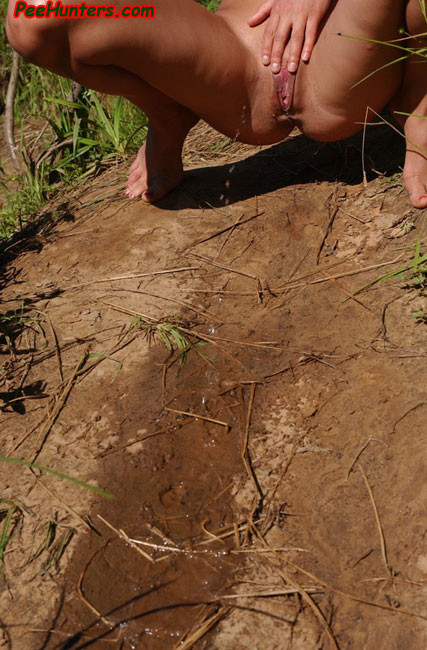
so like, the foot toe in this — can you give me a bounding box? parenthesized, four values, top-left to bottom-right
(128, 177, 148, 198)
(404, 173, 427, 208)
(412, 195, 427, 209)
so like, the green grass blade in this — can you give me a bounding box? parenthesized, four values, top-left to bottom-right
(0, 498, 20, 508)
(196, 349, 214, 364)
(72, 118, 80, 158)
(0, 507, 16, 568)
(0, 456, 114, 499)
(350, 54, 409, 89)
(54, 145, 96, 170)
(414, 239, 421, 272)
(45, 96, 83, 110)
(158, 330, 173, 351)
(89, 92, 117, 146)
(113, 96, 123, 141)
(394, 111, 427, 120)
(78, 137, 101, 146)
(124, 123, 148, 152)
(354, 253, 427, 295)
(340, 32, 427, 56)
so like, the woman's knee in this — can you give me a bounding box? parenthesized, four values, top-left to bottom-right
(6, 4, 70, 75)
(6, 9, 45, 64)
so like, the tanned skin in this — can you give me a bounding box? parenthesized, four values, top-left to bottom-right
(6, 0, 427, 207)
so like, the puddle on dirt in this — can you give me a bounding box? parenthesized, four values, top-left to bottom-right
(3, 122, 426, 650)
(52, 347, 246, 649)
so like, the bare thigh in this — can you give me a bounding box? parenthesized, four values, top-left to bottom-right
(299, 0, 406, 140)
(65, 0, 267, 141)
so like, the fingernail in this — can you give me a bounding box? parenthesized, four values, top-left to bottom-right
(302, 50, 310, 61)
(288, 61, 297, 73)
(130, 193, 135, 199)
(271, 62, 280, 73)
(262, 55, 270, 65)
(418, 194, 427, 200)
(125, 189, 129, 195)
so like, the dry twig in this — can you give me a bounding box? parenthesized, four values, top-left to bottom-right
(77, 545, 115, 627)
(97, 515, 154, 563)
(346, 436, 387, 480)
(31, 348, 88, 462)
(64, 267, 199, 291)
(358, 464, 391, 576)
(241, 384, 263, 505)
(188, 211, 263, 248)
(262, 553, 339, 650)
(165, 406, 229, 429)
(4, 51, 21, 172)
(173, 606, 230, 650)
(277, 557, 427, 621)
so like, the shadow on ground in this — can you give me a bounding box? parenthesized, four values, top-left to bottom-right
(163, 121, 405, 209)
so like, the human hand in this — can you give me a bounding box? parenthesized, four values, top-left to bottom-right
(248, 0, 331, 74)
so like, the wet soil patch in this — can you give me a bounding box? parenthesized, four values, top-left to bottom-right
(1, 125, 426, 650)
(49, 346, 246, 649)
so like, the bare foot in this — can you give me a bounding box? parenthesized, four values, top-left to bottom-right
(125, 110, 197, 203)
(402, 112, 427, 209)
(391, 22, 427, 210)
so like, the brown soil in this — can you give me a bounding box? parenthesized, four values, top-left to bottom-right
(0, 123, 426, 650)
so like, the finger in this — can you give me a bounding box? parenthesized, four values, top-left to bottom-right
(270, 22, 292, 73)
(261, 11, 280, 65)
(248, 0, 274, 27)
(287, 21, 306, 72)
(301, 17, 319, 62)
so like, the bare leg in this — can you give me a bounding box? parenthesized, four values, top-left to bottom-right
(7, 0, 424, 206)
(287, 0, 426, 208)
(123, 92, 198, 202)
(6, 0, 261, 202)
(57, 60, 200, 203)
(391, 0, 427, 208)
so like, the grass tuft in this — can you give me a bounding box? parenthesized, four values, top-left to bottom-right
(0, 502, 23, 574)
(0, 0, 218, 241)
(130, 315, 213, 365)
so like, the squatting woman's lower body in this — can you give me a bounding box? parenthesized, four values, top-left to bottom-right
(6, 0, 427, 206)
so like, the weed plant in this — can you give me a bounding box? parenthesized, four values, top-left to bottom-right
(0, 0, 424, 254)
(0, 0, 219, 241)
(0, 5, 148, 239)
(355, 221, 427, 317)
(0, 302, 40, 349)
(198, 0, 220, 10)
(0, 502, 22, 574)
(130, 315, 213, 365)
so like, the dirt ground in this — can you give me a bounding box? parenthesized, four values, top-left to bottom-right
(1, 122, 426, 650)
